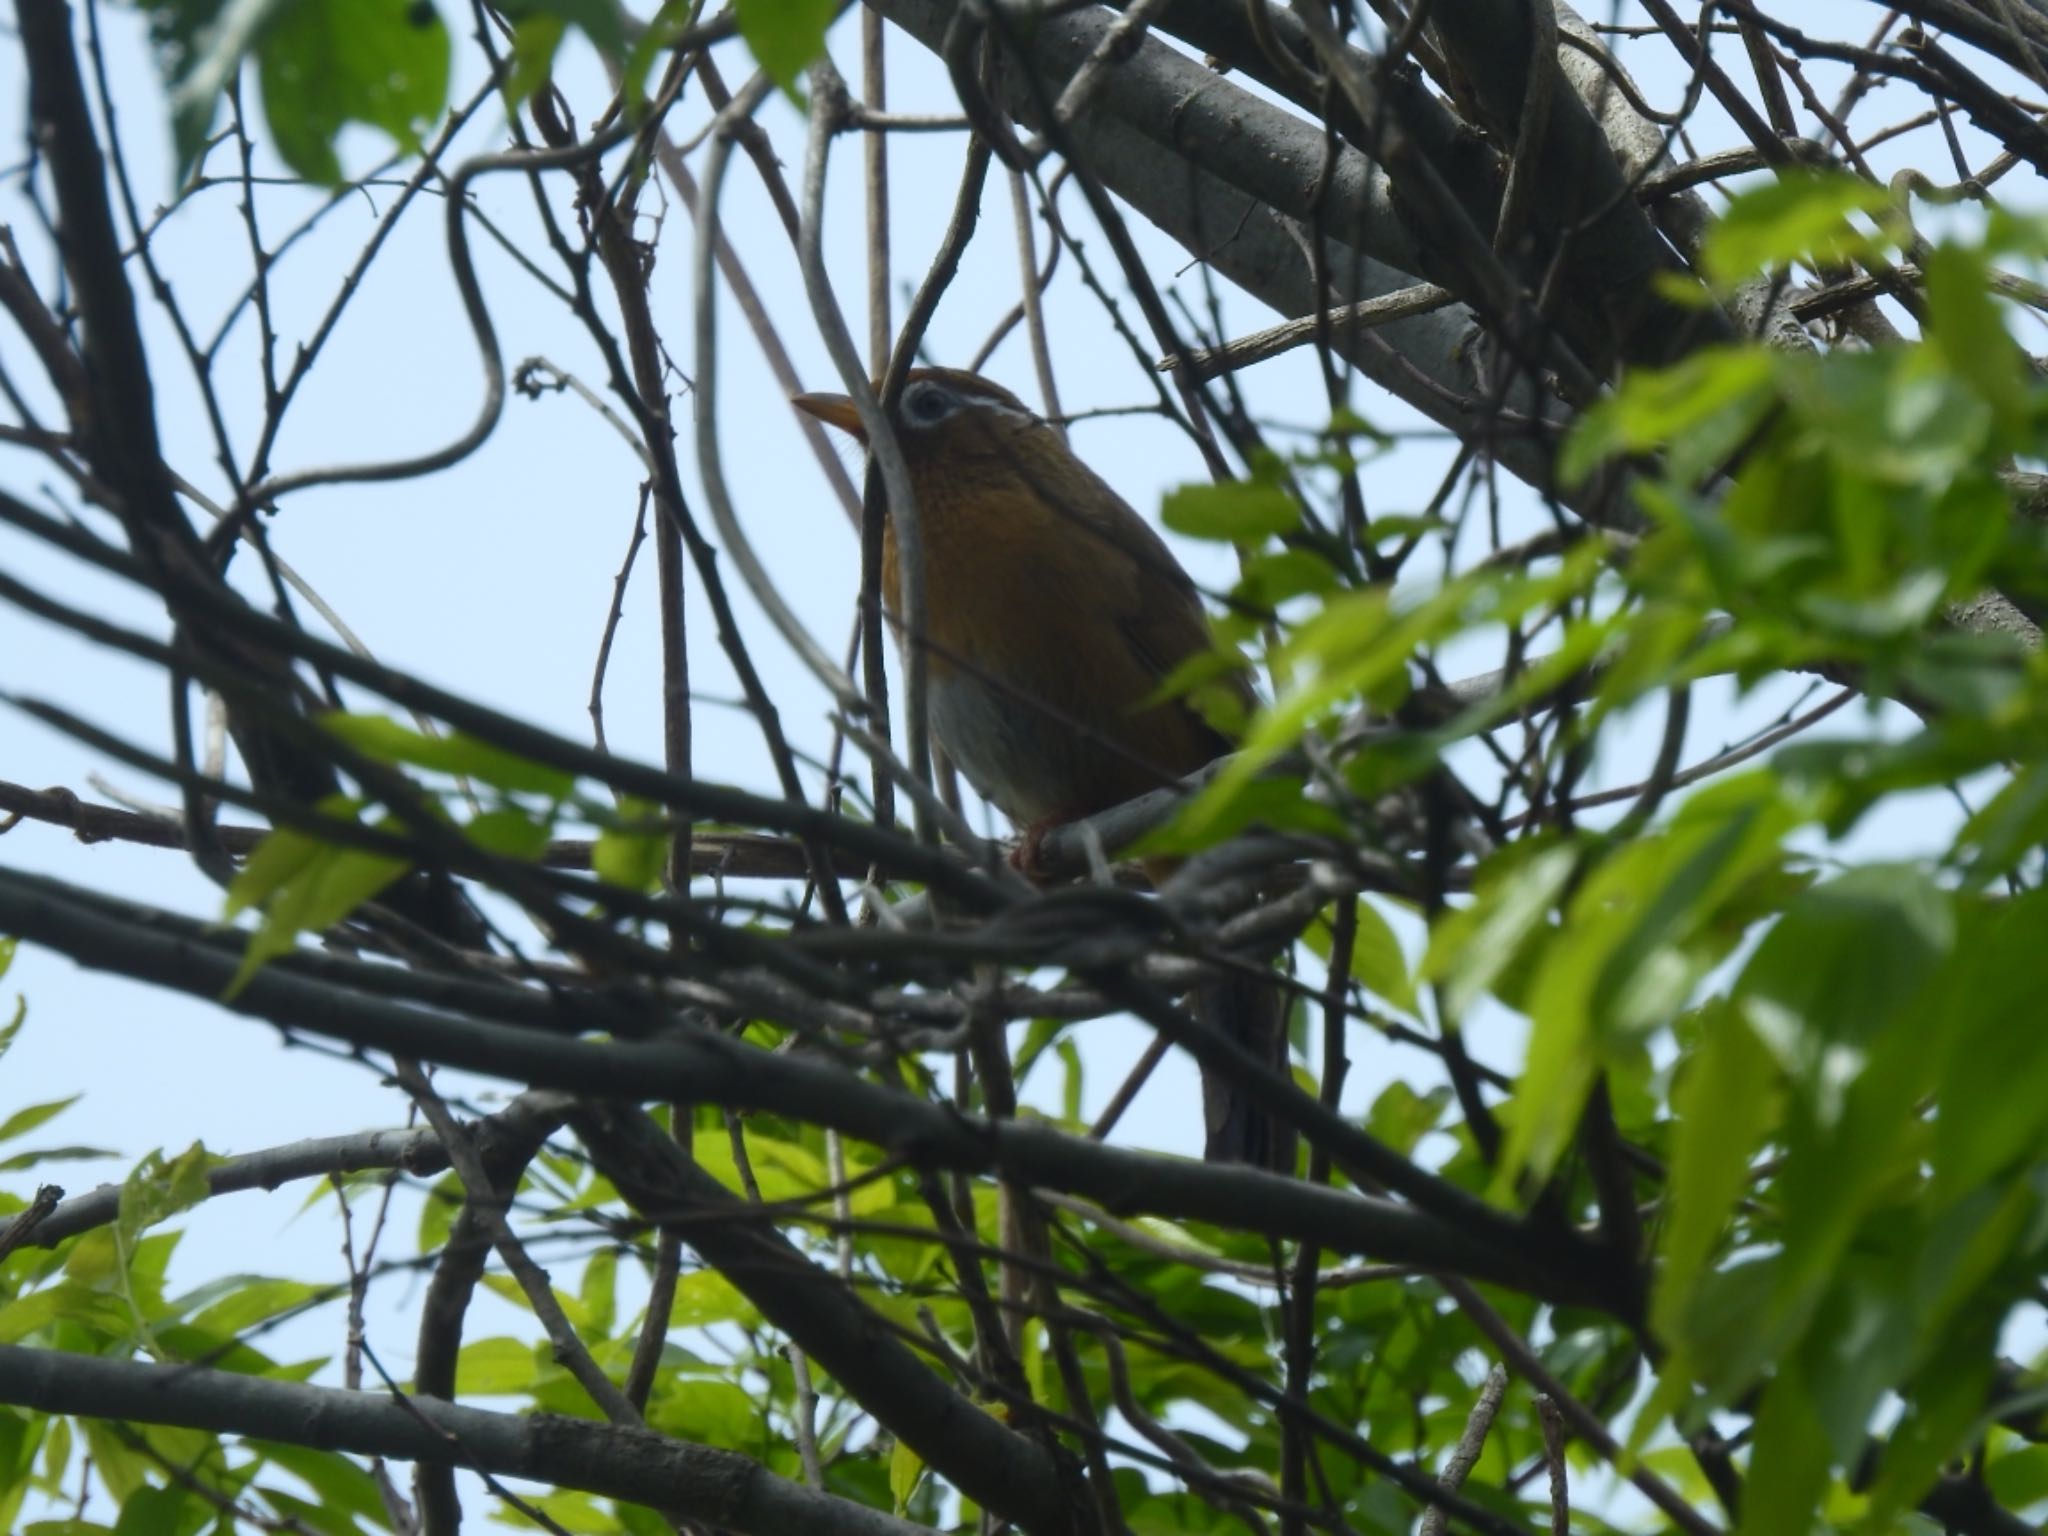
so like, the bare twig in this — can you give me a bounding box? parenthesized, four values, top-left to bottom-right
(693, 73, 864, 711)
(1536, 1396, 1570, 1536)
(1161, 283, 1458, 380)
(1420, 1364, 1511, 1536)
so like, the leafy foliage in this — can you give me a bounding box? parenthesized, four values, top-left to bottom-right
(14, 11, 2048, 1536)
(132, 0, 449, 183)
(733, 0, 836, 97)
(124, 0, 674, 183)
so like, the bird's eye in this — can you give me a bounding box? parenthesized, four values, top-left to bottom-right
(902, 382, 956, 426)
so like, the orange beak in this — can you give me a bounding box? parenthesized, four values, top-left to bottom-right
(791, 391, 866, 442)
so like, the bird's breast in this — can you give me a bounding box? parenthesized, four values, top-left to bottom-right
(885, 488, 1224, 826)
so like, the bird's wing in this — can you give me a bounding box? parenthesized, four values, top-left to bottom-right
(1058, 462, 1259, 748)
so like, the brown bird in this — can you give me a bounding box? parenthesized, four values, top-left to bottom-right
(793, 367, 1291, 1170)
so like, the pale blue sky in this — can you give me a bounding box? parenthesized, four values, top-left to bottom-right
(0, 2, 2010, 1519)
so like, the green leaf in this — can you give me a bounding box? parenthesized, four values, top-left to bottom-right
(1345, 898, 1415, 1014)
(1185, 569, 1514, 829)
(1562, 346, 1775, 485)
(502, 1491, 620, 1535)
(888, 1435, 926, 1514)
(1934, 889, 2048, 1197)
(495, 0, 629, 104)
(1507, 783, 1795, 1187)
(253, 1485, 377, 1536)
(1988, 1445, 2048, 1508)
(0, 997, 23, 1068)
(1779, 346, 1991, 494)
(1422, 842, 1575, 1026)
(139, 0, 453, 186)
(417, 1169, 462, 1254)
(135, 0, 290, 178)
(0, 1097, 79, 1145)
(1737, 865, 1953, 1105)
(1161, 479, 1299, 542)
(1703, 170, 1893, 284)
(735, 0, 837, 97)
(464, 806, 552, 861)
(1957, 759, 2048, 889)
(623, 1, 703, 106)
(257, 0, 451, 185)
(188, 1278, 324, 1339)
(1742, 868, 1956, 1333)
(664, 1270, 755, 1329)
(1653, 1002, 1779, 1347)
(580, 1246, 617, 1338)
(455, 1337, 539, 1394)
(1860, 1293, 2000, 1524)
(0, 1282, 136, 1345)
(1139, 773, 1350, 858)
(1055, 1037, 1085, 1125)
(501, 11, 568, 105)
(1363, 1081, 1448, 1157)
(1922, 240, 2026, 429)
(113, 1485, 187, 1536)
(1235, 547, 1341, 607)
(223, 800, 358, 919)
(690, 1129, 818, 1209)
(1011, 1017, 1067, 1089)
(241, 1441, 389, 1531)
(117, 1144, 214, 1253)
(592, 796, 668, 890)
(648, 1377, 760, 1448)
(320, 713, 576, 798)
(223, 808, 410, 997)
(0, 1143, 118, 1171)
(82, 1417, 151, 1503)
(1738, 1362, 1834, 1536)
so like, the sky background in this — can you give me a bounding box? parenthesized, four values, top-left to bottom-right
(0, 0, 2019, 1520)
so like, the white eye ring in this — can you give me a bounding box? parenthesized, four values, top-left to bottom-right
(902, 381, 955, 425)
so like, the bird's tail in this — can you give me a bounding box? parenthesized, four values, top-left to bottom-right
(1190, 969, 1295, 1172)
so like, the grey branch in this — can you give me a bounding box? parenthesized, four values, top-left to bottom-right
(0, 862, 1610, 1308)
(0, 1344, 928, 1536)
(1420, 1363, 1510, 1536)
(1160, 284, 1459, 381)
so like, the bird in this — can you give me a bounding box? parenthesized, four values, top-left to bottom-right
(792, 367, 1292, 1171)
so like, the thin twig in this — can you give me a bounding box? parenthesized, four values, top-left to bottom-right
(1443, 1278, 1720, 1536)
(1162, 284, 1458, 381)
(394, 1064, 646, 1430)
(693, 74, 864, 710)
(864, 6, 893, 379)
(1009, 167, 1064, 435)
(798, 66, 937, 822)
(1420, 1364, 1511, 1536)
(1536, 1396, 1570, 1536)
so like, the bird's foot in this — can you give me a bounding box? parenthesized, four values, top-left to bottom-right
(1008, 813, 1076, 883)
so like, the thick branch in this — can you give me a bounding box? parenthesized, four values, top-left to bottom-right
(1420, 0, 1733, 365)
(0, 862, 1611, 1307)
(0, 1344, 926, 1536)
(15, 0, 193, 565)
(864, 0, 1629, 523)
(0, 779, 824, 881)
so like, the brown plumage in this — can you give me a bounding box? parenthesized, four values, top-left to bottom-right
(794, 368, 1291, 1170)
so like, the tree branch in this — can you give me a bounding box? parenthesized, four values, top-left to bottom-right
(0, 861, 1612, 1307)
(0, 1344, 928, 1536)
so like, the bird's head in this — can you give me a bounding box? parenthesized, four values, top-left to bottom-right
(792, 368, 1058, 474)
